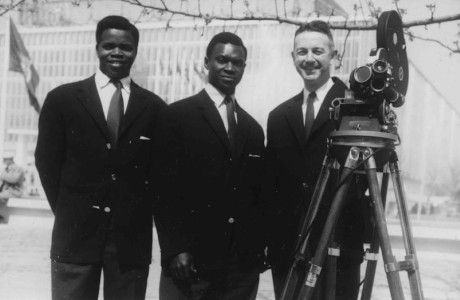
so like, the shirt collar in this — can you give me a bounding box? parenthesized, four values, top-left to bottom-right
(303, 78, 334, 105)
(205, 83, 235, 107)
(95, 69, 131, 92)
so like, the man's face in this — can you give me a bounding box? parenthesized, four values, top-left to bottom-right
(96, 28, 137, 80)
(292, 31, 336, 89)
(205, 43, 246, 95)
(3, 158, 12, 166)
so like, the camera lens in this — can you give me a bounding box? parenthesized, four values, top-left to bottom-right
(353, 66, 372, 83)
(371, 77, 386, 92)
(372, 59, 389, 74)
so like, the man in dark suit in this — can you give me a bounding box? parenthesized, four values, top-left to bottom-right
(266, 21, 364, 299)
(35, 15, 166, 300)
(154, 32, 266, 300)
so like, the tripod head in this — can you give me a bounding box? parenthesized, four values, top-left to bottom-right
(329, 11, 408, 166)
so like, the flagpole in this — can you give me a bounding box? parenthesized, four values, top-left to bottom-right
(0, 15, 10, 158)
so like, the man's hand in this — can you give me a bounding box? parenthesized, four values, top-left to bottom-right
(169, 252, 197, 282)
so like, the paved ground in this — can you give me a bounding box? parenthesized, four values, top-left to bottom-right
(1, 198, 460, 300)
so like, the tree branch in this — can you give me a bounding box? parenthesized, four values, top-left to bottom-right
(407, 31, 460, 54)
(120, 1, 460, 30)
(0, 0, 26, 16)
(119, 0, 460, 55)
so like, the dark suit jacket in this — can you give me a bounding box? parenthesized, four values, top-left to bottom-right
(35, 75, 166, 266)
(154, 89, 266, 272)
(266, 77, 364, 269)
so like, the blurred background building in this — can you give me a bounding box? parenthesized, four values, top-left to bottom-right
(0, 0, 459, 217)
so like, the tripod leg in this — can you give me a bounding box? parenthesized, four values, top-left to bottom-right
(298, 147, 360, 300)
(389, 152, 424, 300)
(363, 148, 405, 300)
(324, 239, 338, 300)
(361, 164, 390, 300)
(281, 154, 335, 300)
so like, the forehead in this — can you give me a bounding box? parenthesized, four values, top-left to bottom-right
(293, 31, 332, 50)
(209, 43, 246, 59)
(100, 28, 135, 42)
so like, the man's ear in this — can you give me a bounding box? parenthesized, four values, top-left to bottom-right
(291, 51, 295, 62)
(204, 56, 209, 70)
(331, 49, 338, 59)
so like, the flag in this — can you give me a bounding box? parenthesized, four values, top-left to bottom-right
(8, 18, 40, 113)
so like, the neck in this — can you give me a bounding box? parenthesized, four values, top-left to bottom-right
(304, 76, 330, 92)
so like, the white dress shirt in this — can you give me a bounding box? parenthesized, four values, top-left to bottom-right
(95, 69, 131, 119)
(302, 78, 334, 125)
(204, 83, 238, 133)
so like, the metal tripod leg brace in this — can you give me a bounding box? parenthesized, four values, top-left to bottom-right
(281, 146, 424, 300)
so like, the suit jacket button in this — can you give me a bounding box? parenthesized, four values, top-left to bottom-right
(104, 207, 111, 213)
(228, 217, 235, 224)
(302, 182, 308, 188)
(111, 174, 116, 180)
(106, 143, 111, 150)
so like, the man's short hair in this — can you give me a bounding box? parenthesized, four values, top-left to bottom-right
(96, 15, 139, 48)
(206, 32, 247, 59)
(294, 20, 334, 45)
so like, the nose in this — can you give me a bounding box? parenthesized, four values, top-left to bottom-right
(305, 51, 315, 62)
(112, 47, 122, 56)
(224, 62, 235, 72)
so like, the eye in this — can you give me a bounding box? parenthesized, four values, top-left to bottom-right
(232, 59, 245, 67)
(216, 56, 226, 63)
(296, 49, 307, 56)
(313, 48, 325, 55)
(101, 43, 115, 50)
(119, 44, 135, 52)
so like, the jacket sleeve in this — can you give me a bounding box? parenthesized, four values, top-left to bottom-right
(152, 106, 195, 266)
(35, 90, 66, 213)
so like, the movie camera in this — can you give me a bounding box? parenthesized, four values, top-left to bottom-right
(281, 11, 424, 300)
(330, 10, 408, 139)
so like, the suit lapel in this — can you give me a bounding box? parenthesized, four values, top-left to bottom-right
(197, 90, 232, 152)
(285, 91, 306, 150)
(235, 103, 253, 158)
(76, 76, 110, 140)
(119, 82, 149, 138)
(311, 78, 347, 134)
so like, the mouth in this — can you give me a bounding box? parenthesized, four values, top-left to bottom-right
(302, 66, 319, 75)
(220, 75, 237, 82)
(107, 60, 125, 67)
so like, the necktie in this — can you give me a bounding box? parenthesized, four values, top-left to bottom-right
(224, 95, 237, 156)
(107, 80, 124, 148)
(305, 91, 316, 141)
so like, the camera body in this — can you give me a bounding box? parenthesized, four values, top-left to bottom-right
(329, 11, 408, 138)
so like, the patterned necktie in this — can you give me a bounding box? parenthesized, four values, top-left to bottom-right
(224, 95, 237, 156)
(305, 91, 316, 141)
(107, 80, 124, 148)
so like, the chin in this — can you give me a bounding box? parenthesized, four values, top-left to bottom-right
(303, 75, 319, 82)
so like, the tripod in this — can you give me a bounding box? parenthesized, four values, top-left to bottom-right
(281, 131, 424, 300)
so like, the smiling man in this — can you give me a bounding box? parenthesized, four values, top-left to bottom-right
(35, 15, 166, 300)
(154, 32, 267, 300)
(266, 21, 364, 299)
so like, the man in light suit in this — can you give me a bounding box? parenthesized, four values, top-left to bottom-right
(266, 21, 364, 299)
(154, 32, 266, 300)
(35, 15, 166, 300)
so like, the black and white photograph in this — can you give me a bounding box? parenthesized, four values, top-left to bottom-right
(0, 1, 459, 299)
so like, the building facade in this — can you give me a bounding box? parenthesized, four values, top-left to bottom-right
(0, 16, 459, 207)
